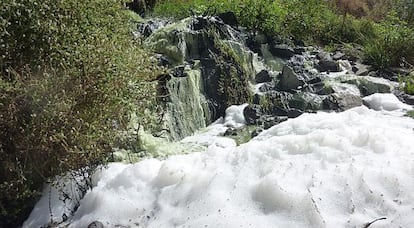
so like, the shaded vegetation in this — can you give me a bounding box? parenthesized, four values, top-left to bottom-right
(0, 0, 161, 226)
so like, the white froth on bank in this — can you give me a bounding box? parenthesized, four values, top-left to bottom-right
(223, 103, 249, 128)
(363, 93, 413, 111)
(24, 102, 414, 228)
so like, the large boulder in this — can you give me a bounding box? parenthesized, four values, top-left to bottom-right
(343, 76, 395, 96)
(277, 65, 306, 91)
(269, 44, 295, 59)
(323, 93, 363, 111)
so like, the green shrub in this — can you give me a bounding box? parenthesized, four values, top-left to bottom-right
(0, 0, 161, 226)
(400, 72, 414, 95)
(363, 14, 414, 69)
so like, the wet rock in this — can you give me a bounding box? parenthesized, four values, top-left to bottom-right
(192, 17, 209, 30)
(88, 221, 104, 228)
(246, 32, 268, 54)
(398, 92, 414, 105)
(287, 109, 303, 118)
(171, 65, 187, 77)
(217, 11, 238, 27)
(258, 83, 274, 93)
(243, 105, 261, 125)
(269, 44, 295, 59)
(294, 47, 306, 55)
(255, 70, 271, 83)
(317, 52, 340, 72)
(277, 65, 305, 91)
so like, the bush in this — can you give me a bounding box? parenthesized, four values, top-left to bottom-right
(0, 0, 161, 226)
(363, 14, 414, 69)
(400, 72, 414, 95)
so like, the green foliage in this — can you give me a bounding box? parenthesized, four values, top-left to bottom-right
(400, 72, 414, 95)
(0, 0, 161, 226)
(363, 14, 414, 69)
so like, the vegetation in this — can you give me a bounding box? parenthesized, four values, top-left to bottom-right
(407, 110, 414, 118)
(400, 72, 414, 95)
(151, 0, 414, 70)
(0, 0, 161, 226)
(214, 36, 252, 107)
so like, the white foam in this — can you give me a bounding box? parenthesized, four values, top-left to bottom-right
(223, 103, 248, 128)
(24, 106, 414, 228)
(363, 93, 412, 111)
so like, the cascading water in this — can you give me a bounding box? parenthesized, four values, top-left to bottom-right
(23, 12, 414, 228)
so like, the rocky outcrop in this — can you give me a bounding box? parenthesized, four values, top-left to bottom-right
(136, 14, 409, 141)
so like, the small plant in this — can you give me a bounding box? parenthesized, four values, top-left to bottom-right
(407, 110, 414, 118)
(400, 73, 414, 95)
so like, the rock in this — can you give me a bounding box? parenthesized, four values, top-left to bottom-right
(401, 93, 414, 105)
(277, 65, 305, 91)
(192, 17, 209, 30)
(323, 93, 363, 111)
(294, 47, 306, 55)
(88, 221, 104, 228)
(255, 70, 271, 83)
(171, 65, 187, 77)
(127, 0, 149, 15)
(351, 62, 370, 76)
(243, 105, 261, 125)
(344, 76, 394, 96)
(313, 82, 334, 95)
(287, 109, 303, 118)
(257, 115, 288, 129)
(224, 127, 239, 136)
(333, 51, 346, 60)
(317, 52, 340, 72)
(155, 54, 172, 67)
(307, 77, 322, 84)
(246, 32, 267, 54)
(217, 11, 238, 27)
(258, 83, 274, 92)
(288, 92, 324, 111)
(251, 128, 264, 138)
(269, 44, 295, 59)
